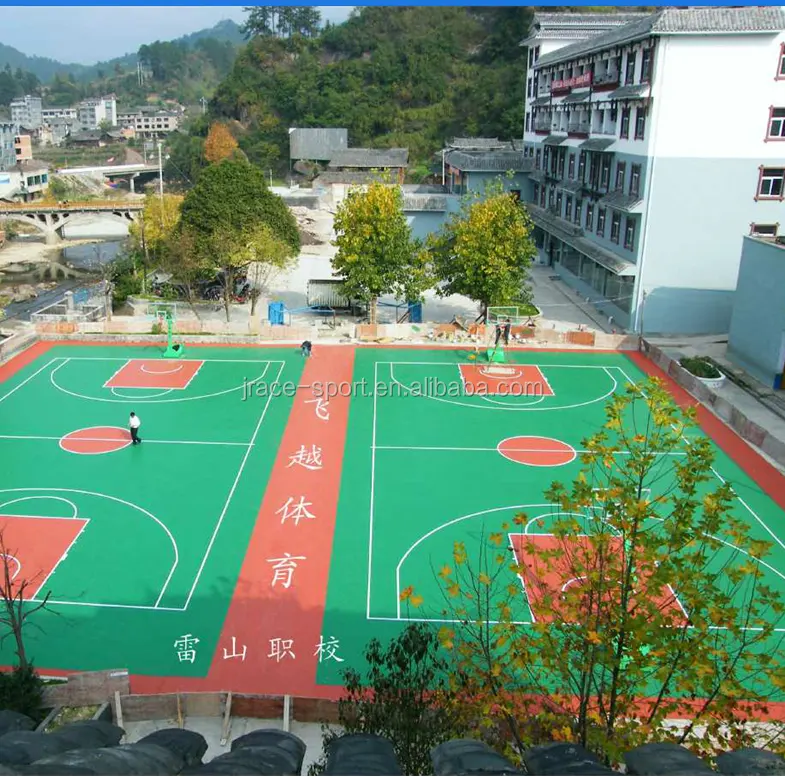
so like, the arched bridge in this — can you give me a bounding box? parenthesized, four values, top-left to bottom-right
(0, 201, 143, 244)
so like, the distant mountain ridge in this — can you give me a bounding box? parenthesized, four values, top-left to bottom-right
(0, 19, 243, 83)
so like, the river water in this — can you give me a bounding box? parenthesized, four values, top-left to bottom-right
(0, 218, 129, 320)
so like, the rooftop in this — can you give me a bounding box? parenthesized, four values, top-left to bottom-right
(444, 148, 533, 173)
(328, 147, 408, 169)
(520, 12, 652, 46)
(447, 137, 513, 151)
(536, 7, 785, 68)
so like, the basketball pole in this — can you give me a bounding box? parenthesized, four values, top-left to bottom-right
(162, 311, 184, 359)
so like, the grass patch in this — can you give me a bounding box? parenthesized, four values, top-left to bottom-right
(679, 356, 722, 380)
(44, 705, 100, 733)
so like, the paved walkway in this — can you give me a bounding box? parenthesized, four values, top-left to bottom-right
(649, 335, 785, 474)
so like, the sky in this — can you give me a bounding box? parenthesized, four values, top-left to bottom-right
(0, 6, 355, 64)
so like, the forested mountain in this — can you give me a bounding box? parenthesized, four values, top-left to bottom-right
(206, 6, 531, 175)
(0, 19, 243, 109)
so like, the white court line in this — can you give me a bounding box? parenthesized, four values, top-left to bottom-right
(367, 360, 379, 619)
(51, 359, 279, 404)
(616, 366, 785, 555)
(140, 363, 184, 375)
(0, 488, 179, 609)
(374, 445, 686, 457)
(111, 387, 174, 399)
(1, 434, 251, 448)
(387, 362, 619, 413)
(102, 359, 132, 388)
(0, 497, 79, 518)
(0, 358, 59, 405)
(66, 357, 275, 363)
(507, 532, 537, 623)
(182, 360, 285, 610)
(368, 615, 533, 625)
(29, 518, 90, 600)
(1, 554, 21, 581)
(383, 361, 624, 369)
(30, 598, 185, 612)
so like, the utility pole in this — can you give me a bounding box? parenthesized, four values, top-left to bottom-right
(200, 97, 207, 115)
(157, 141, 164, 203)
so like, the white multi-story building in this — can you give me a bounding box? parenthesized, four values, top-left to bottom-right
(117, 108, 180, 138)
(76, 95, 117, 131)
(41, 107, 78, 121)
(10, 95, 43, 130)
(0, 121, 17, 171)
(521, 7, 785, 335)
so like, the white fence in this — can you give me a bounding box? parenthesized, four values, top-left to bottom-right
(30, 282, 108, 324)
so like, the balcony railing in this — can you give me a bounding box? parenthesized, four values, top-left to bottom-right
(568, 122, 590, 138)
(592, 71, 621, 91)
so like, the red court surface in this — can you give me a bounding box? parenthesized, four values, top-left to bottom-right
(60, 426, 131, 455)
(0, 515, 87, 598)
(497, 436, 576, 467)
(459, 363, 553, 396)
(510, 533, 688, 624)
(104, 359, 204, 390)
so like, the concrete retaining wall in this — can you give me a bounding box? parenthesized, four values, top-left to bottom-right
(641, 340, 785, 469)
(0, 329, 38, 364)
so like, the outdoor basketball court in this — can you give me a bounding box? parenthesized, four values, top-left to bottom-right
(1, 341, 785, 700)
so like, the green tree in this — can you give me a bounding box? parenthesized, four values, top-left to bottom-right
(428, 377, 785, 764)
(309, 624, 467, 775)
(129, 193, 184, 272)
(214, 222, 296, 321)
(180, 158, 299, 255)
(427, 180, 536, 322)
(332, 180, 430, 324)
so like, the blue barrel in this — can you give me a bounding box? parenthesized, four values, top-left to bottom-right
(408, 302, 423, 324)
(268, 301, 285, 325)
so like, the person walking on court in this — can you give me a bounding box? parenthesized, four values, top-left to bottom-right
(129, 412, 142, 445)
(301, 340, 312, 358)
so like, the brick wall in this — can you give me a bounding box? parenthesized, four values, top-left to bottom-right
(43, 669, 130, 707)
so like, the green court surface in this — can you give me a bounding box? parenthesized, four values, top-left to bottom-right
(0, 343, 302, 677)
(318, 349, 785, 694)
(3, 342, 785, 698)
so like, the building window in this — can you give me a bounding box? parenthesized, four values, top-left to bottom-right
(565, 195, 573, 220)
(630, 164, 641, 197)
(556, 191, 563, 214)
(558, 150, 565, 178)
(600, 156, 610, 189)
(757, 167, 785, 199)
(525, 114, 531, 132)
(768, 107, 785, 140)
(615, 162, 626, 190)
(597, 208, 606, 237)
(620, 108, 631, 139)
(540, 186, 546, 207)
(585, 202, 594, 231)
(578, 153, 586, 181)
(625, 51, 637, 84)
(641, 48, 652, 83)
(568, 154, 575, 179)
(533, 183, 540, 203)
(624, 217, 636, 250)
(777, 43, 785, 80)
(635, 109, 646, 140)
(750, 223, 778, 237)
(610, 211, 621, 243)
(574, 198, 583, 225)
(535, 149, 541, 169)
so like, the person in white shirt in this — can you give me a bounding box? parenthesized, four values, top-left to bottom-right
(129, 412, 142, 445)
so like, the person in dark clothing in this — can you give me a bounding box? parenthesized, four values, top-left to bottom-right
(502, 318, 512, 345)
(494, 324, 503, 346)
(301, 340, 312, 358)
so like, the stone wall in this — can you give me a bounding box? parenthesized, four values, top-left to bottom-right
(0, 328, 38, 364)
(641, 340, 785, 469)
(43, 669, 130, 707)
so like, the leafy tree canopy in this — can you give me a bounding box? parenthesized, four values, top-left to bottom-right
(332, 180, 430, 322)
(179, 157, 300, 253)
(428, 181, 536, 318)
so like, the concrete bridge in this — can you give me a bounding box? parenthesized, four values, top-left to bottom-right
(0, 201, 143, 244)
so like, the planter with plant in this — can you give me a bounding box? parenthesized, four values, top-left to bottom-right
(678, 356, 725, 389)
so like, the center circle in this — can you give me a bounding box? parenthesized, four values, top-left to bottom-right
(60, 426, 132, 455)
(497, 436, 576, 467)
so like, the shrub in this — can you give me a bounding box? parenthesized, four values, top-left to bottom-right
(679, 356, 721, 380)
(0, 666, 45, 721)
